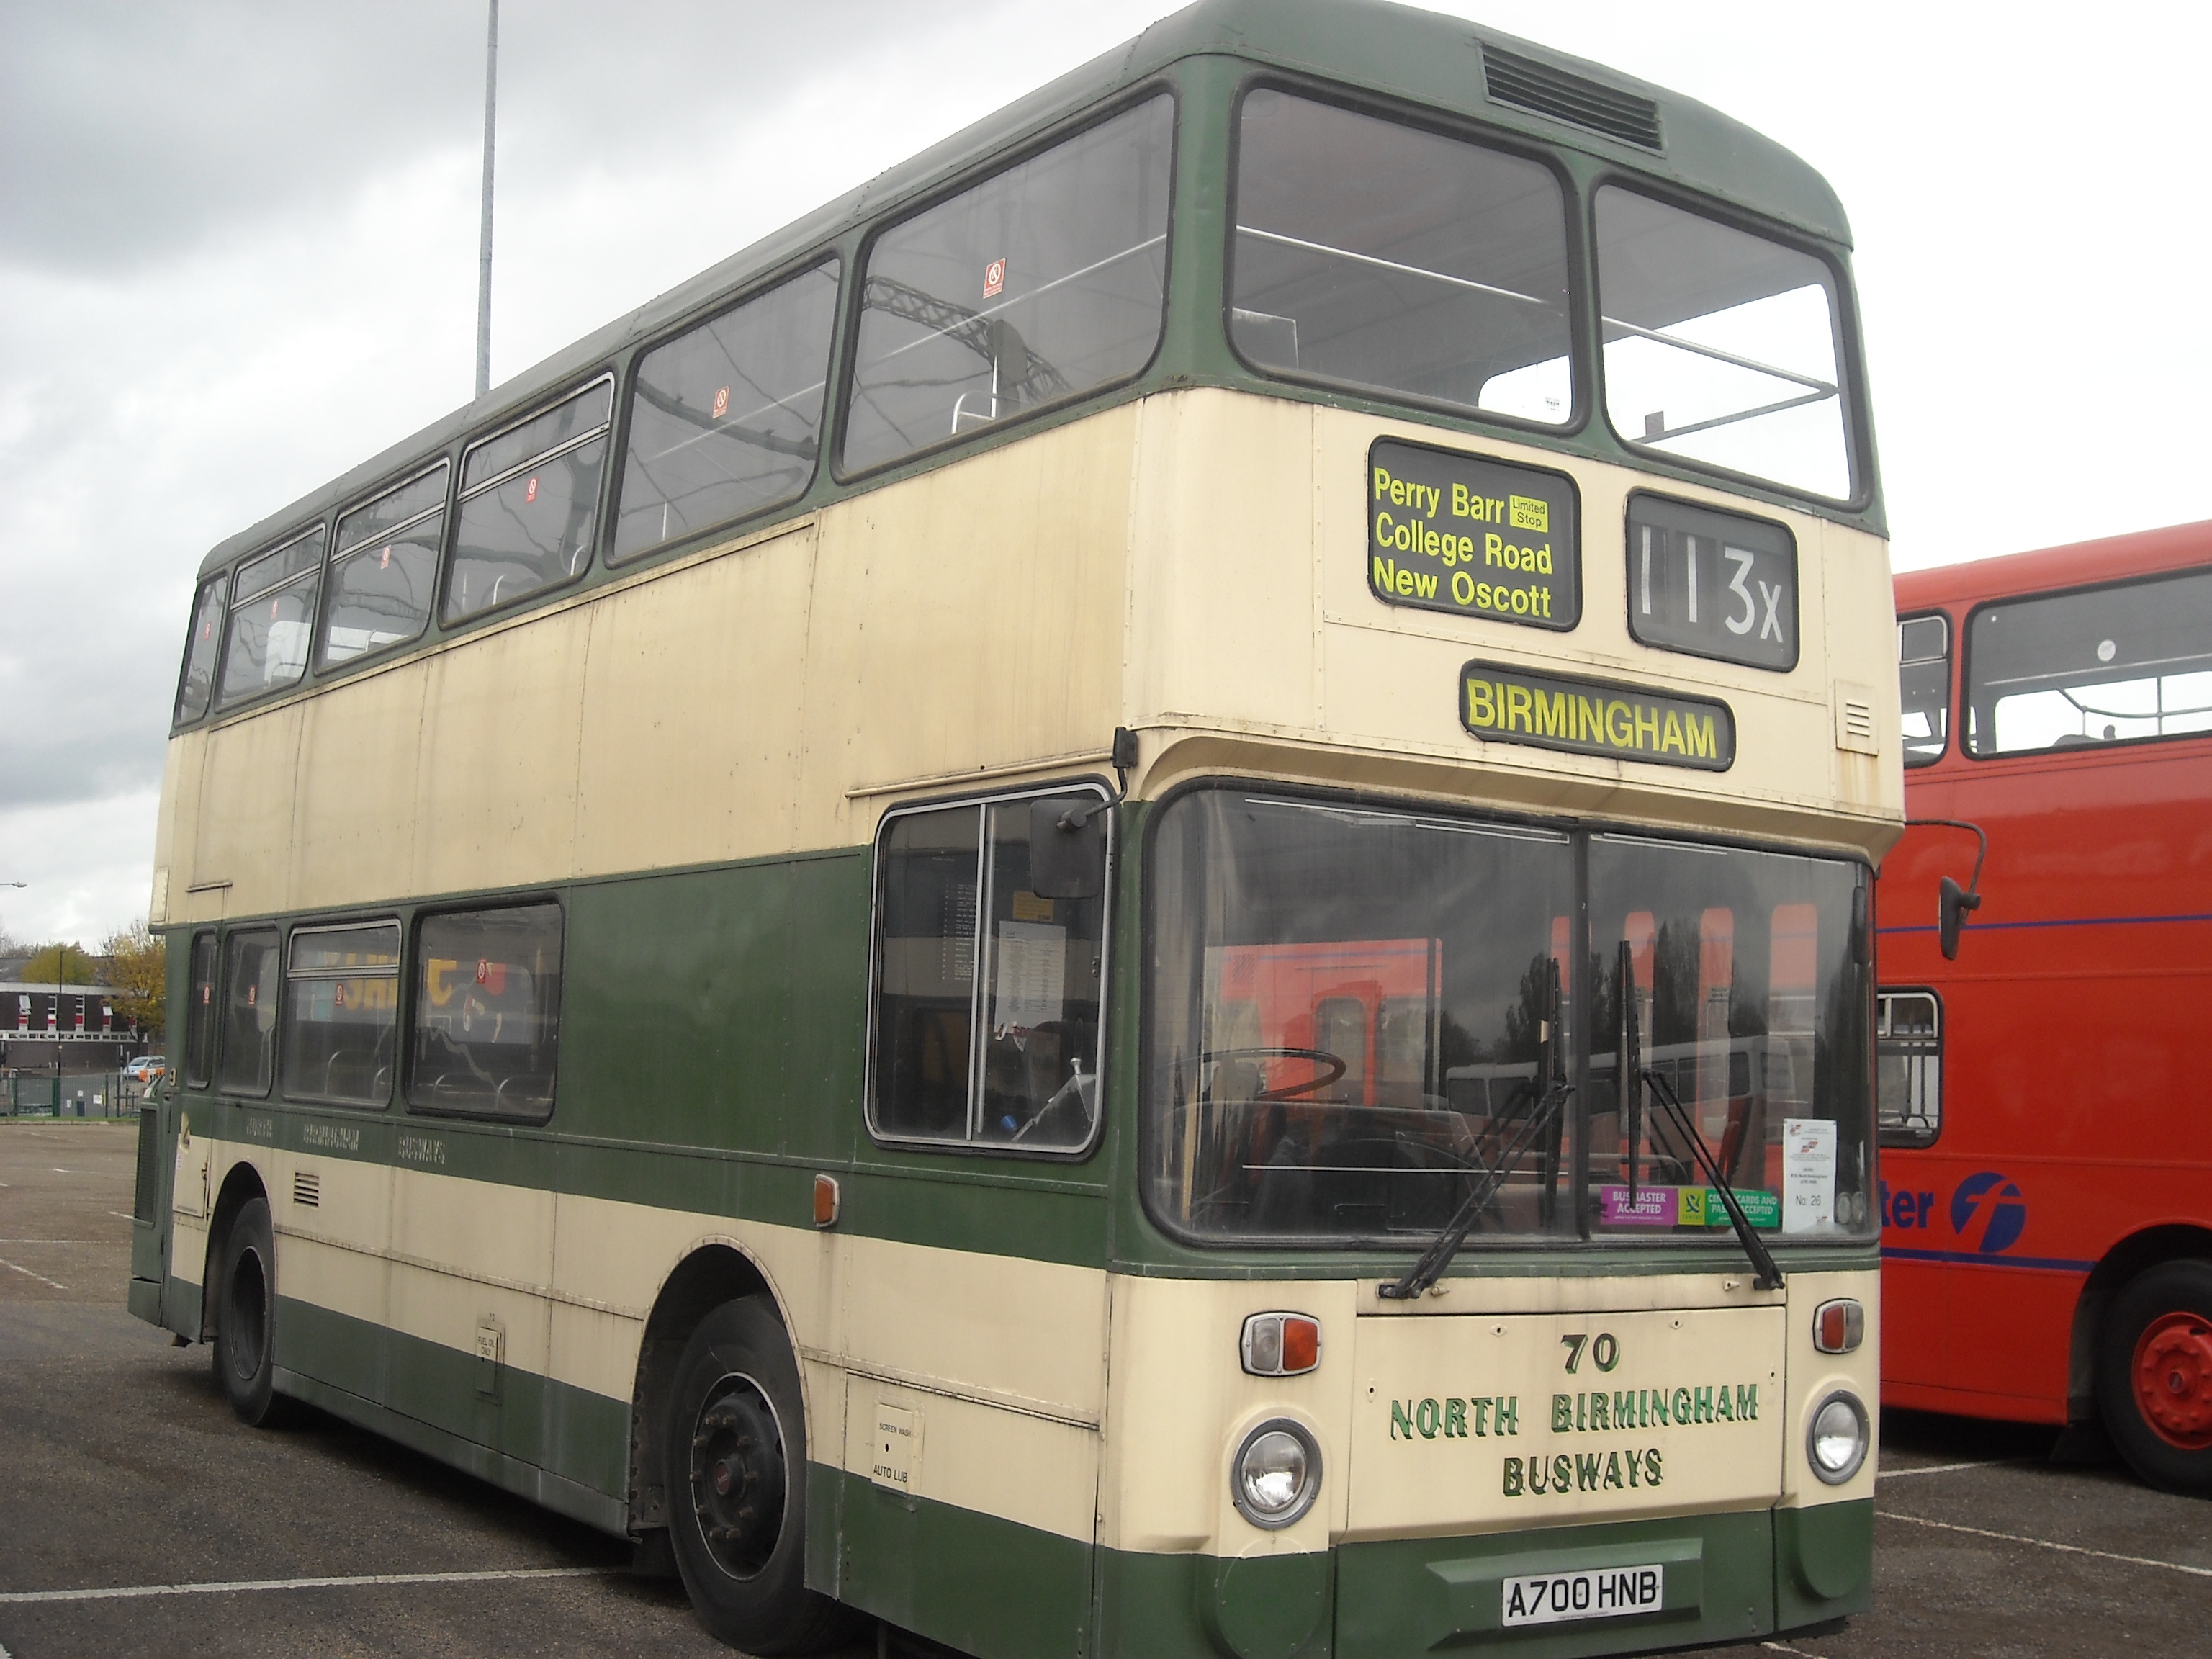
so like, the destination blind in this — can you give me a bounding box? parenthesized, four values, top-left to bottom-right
(1369, 439, 1579, 630)
(1460, 660, 1735, 771)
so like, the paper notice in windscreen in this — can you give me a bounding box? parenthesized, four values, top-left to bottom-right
(993, 921, 1066, 1032)
(1782, 1118, 1838, 1233)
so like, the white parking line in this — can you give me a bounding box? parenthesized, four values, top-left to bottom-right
(0, 1257, 68, 1291)
(1876, 1458, 2018, 1479)
(0, 1239, 98, 1245)
(1878, 1510, 2212, 1578)
(0, 1565, 617, 1605)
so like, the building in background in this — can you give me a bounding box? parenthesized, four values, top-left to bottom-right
(0, 959, 143, 1071)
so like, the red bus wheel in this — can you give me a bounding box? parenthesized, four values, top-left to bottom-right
(2099, 1260, 2212, 1492)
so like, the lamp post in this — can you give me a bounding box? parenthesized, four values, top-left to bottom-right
(0, 882, 19, 1085)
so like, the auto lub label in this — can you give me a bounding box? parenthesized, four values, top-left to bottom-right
(1460, 660, 1735, 773)
(1368, 439, 1581, 630)
(1385, 1333, 1765, 1501)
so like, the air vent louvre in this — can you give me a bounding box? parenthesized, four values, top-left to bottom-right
(1482, 45, 1663, 151)
(1834, 683, 1880, 755)
(292, 1170, 321, 1208)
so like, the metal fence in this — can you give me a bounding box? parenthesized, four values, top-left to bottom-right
(1, 1069, 142, 1118)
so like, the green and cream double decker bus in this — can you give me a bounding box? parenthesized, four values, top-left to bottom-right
(132, 1, 1897, 1652)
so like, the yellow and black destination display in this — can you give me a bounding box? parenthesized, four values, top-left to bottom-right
(1460, 660, 1735, 772)
(1370, 439, 1579, 630)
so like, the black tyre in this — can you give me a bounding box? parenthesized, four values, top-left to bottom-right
(213, 1196, 295, 1426)
(665, 1297, 855, 1653)
(2098, 1259, 2212, 1494)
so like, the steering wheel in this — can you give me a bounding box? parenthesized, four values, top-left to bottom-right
(1200, 1046, 1348, 1102)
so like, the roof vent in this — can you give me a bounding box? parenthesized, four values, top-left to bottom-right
(1482, 45, 1663, 151)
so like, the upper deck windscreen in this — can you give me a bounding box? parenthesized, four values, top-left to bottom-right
(1230, 90, 1573, 426)
(1596, 188, 1851, 500)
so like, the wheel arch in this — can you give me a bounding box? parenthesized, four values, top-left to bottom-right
(2068, 1224, 2212, 1419)
(626, 1242, 781, 1537)
(201, 1157, 271, 1341)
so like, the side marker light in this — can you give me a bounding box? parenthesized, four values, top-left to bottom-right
(1241, 1312, 1321, 1377)
(814, 1173, 841, 1228)
(1813, 1298, 1865, 1354)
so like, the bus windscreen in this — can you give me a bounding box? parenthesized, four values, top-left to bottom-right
(1144, 788, 1874, 1246)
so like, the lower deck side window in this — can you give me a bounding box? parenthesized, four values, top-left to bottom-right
(1876, 989, 1941, 1146)
(409, 904, 564, 1120)
(215, 929, 280, 1097)
(869, 791, 1107, 1153)
(282, 922, 400, 1107)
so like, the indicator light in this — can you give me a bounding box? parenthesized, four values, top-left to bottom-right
(1241, 1312, 1322, 1377)
(813, 1173, 840, 1228)
(1813, 1298, 1865, 1354)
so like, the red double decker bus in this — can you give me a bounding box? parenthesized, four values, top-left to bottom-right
(1877, 521, 2212, 1491)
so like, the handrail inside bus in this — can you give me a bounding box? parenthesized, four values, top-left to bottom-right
(1236, 223, 1840, 408)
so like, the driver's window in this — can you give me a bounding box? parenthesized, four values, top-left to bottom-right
(868, 790, 1108, 1154)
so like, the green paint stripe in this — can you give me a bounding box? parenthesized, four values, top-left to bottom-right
(275, 1294, 631, 1529)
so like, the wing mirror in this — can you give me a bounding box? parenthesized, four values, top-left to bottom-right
(1030, 798, 1107, 900)
(1906, 818, 1987, 961)
(1938, 875, 1981, 961)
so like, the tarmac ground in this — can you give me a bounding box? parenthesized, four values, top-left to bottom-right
(2, 1119, 2205, 1658)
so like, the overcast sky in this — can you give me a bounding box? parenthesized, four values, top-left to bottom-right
(2, 0, 2207, 948)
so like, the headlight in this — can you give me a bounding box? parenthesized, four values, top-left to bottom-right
(1232, 1419, 1321, 1528)
(1807, 1390, 1869, 1484)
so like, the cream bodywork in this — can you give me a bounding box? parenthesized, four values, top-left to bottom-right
(151, 388, 1899, 925)
(179, 1137, 1876, 1556)
(155, 387, 1894, 1553)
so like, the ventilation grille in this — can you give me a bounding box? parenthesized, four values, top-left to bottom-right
(292, 1170, 321, 1208)
(1483, 45, 1663, 150)
(1835, 687, 1880, 755)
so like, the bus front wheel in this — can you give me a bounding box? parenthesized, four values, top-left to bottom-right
(665, 1297, 854, 1654)
(2099, 1259, 2212, 1493)
(213, 1196, 294, 1427)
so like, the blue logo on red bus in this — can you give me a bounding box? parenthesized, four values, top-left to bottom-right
(1949, 1172, 2028, 1254)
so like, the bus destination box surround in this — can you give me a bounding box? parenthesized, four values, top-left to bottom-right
(1369, 439, 1581, 629)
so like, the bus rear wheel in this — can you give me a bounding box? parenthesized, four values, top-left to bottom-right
(2099, 1259, 2212, 1493)
(214, 1196, 295, 1427)
(665, 1297, 854, 1654)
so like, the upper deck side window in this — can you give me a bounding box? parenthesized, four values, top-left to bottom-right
(215, 527, 323, 711)
(322, 463, 449, 668)
(1229, 89, 1574, 426)
(613, 261, 840, 563)
(173, 572, 228, 728)
(1899, 613, 1951, 767)
(445, 379, 613, 624)
(840, 94, 1174, 475)
(1595, 188, 1853, 502)
(1966, 567, 2212, 756)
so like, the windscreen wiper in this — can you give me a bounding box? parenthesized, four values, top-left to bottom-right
(1381, 958, 1570, 1302)
(1379, 1079, 1572, 1300)
(1637, 1066, 1784, 1292)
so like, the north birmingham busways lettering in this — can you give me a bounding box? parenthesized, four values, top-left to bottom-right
(1388, 1380, 1759, 1499)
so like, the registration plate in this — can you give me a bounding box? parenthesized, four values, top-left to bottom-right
(1501, 1563, 1664, 1627)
